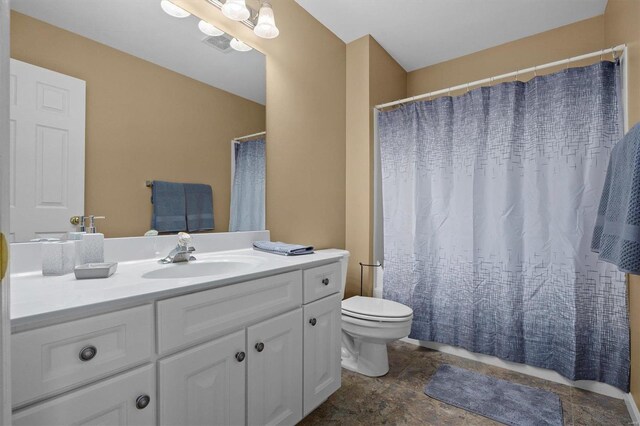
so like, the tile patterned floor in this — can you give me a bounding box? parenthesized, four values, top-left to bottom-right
(300, 341, 633, 426)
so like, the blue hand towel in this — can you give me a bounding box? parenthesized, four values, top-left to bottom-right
(253, 241, 314, 256)
(151, 181, 187, 232)
(185, 183, 214, 232)
(592, 123, 640, 273)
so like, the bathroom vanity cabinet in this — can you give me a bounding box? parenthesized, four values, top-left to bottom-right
(10, 260, 342, 426)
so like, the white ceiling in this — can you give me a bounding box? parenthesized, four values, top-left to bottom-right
(295, 0, 608, 72)
(11, 0, 266, 104)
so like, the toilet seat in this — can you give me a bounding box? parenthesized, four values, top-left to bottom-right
(341, 296, 413, 323)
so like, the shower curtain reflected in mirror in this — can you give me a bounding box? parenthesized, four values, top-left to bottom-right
(229, 137, 265, 232)
(377, 61, 630, 391)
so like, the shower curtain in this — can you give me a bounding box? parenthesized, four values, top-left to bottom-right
(229, 138, 265, 232)
(377, 61, 630, 391)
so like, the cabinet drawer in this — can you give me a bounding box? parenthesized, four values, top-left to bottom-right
(13, 364, 155, 426)
(12, 304, 154, 407)
(157, 271, 302, 354)
(303, 263, 340, 304)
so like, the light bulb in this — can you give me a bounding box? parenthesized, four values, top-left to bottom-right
(230, 38, 252, 52)
(254, 2, 279, 39)
(198, 20, 224, 37)
(160, 0, 191, 18)
(222, 0, 250, 21)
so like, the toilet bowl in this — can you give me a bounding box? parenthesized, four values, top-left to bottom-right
(319, 249, 414, 377)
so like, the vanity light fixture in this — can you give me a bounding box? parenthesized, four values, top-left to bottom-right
(205, 0, 280, 38)
(230, 38, 253, 52)
(254, 1, 279, 39)
(222, 0, 251, 21)
(160, 0, 191, 18)
(198, 20, 224, 37)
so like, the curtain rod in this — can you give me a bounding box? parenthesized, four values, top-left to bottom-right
(233, 131, 266, 142)
(375, 44, 627, 110)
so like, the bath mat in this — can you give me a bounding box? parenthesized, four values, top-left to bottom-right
(424, 364, 563, 426)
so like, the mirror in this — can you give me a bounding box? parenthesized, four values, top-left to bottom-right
(8, 0, 266, 242)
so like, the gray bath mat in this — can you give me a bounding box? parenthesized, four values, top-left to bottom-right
(424, 364, 563, 426)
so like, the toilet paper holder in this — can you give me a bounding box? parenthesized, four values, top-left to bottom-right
(359, 262, 382, 297)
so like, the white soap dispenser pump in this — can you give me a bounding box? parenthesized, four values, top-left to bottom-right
(81, 215, 105, 263)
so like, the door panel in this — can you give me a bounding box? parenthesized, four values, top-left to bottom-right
(303, 293, 342, 416)
(159, 330, 246, 426)
(9, 59, 85, 242)
(247, 309, 302, 426)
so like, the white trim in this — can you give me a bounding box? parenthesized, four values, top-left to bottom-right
(376, 44, 627, 110)
(624, 393, 640, 425)
(402, 338, 626, 399)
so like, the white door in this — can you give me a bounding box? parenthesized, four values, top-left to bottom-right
(159, 330, 246, 426)
(303, 293, 342, 416)
(13, 365, 155, 426)
(9, 59, 85, 242)
(0, 0, 12, 422)
(247, 309, 303, 426)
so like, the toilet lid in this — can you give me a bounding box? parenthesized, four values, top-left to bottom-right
(342, 296, 413, 320)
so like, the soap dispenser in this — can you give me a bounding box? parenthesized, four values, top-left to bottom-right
(81, 215, 105, 263)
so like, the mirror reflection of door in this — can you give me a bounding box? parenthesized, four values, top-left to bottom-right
(9, 1, 266, 241)
(9, 59, 86, 242)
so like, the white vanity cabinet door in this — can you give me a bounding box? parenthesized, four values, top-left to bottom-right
(159, 330, 246, 426)
(303, 293, 342, 416)
(157, 271, 302, 355)
(13, 364, 155, 426)
(247, 308, 303, 426)
(303, 262, 340, 304)
(12, 304, 153, 407)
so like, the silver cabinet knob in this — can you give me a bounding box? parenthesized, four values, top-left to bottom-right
(136, 395, 151, 410)
(255, 342, 265, 352)
(235, 351, 246, 362)
(79, 345, 97, 361)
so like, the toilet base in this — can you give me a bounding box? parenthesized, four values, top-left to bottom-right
(341, 335, 390, 377)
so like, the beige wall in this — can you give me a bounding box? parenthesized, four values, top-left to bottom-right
(10, 11, 265, 238)
(604, 0, 640, 406)
(408, 16, 605, 96)
(174, 0, 346, 250)
(345, 36, 406, 297)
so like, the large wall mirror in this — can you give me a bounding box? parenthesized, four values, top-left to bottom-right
(9, 0, 266, 242)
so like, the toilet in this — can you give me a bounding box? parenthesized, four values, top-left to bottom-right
(321, 249, 414, 377)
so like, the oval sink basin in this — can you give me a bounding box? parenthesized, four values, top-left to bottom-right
(142, 257, 264, 280)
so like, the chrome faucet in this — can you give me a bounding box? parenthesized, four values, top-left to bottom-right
(160, 232, 196, 264)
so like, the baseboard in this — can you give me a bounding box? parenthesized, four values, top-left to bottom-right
(402, 337, 625, 399)
(624, 393, 640, 425)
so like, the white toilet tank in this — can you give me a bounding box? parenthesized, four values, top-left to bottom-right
(316, 249, 350, 298)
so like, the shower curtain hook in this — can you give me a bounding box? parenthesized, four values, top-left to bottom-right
(466, 82, 470, 93)
(533, 66, 537, 78)
(448, 87, 451, 97)
(514, 69, 519, 82)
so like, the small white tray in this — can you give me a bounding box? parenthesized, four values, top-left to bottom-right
(74, 262, 118, 279)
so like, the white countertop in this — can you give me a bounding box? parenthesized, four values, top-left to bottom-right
(11, 248, 343, 332)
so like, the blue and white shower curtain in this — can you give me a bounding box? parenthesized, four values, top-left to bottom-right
(377, 61, 630, 391)
(229, 138, 265, 232)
